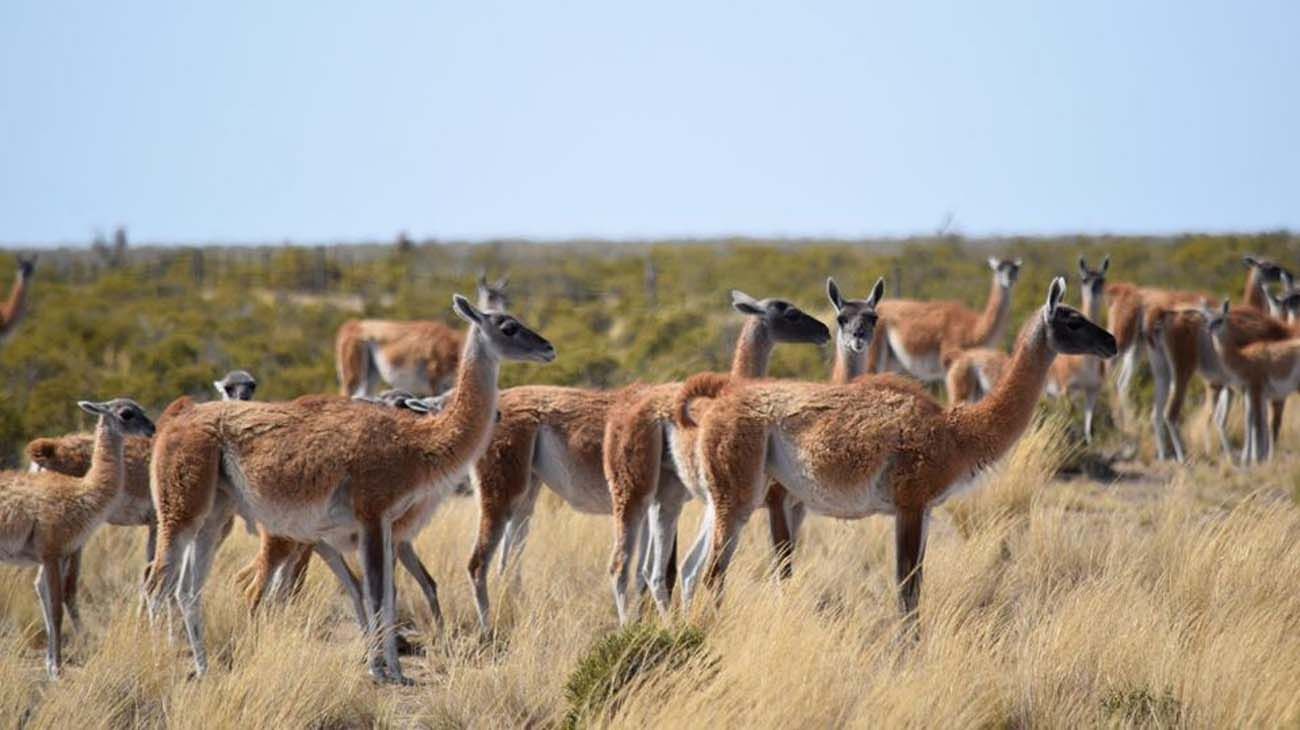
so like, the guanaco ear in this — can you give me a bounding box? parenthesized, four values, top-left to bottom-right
(477, 272, 488, 289)
(1012, 258, 1023, 269)
(1283, 270, 1295, 290)
(1243, 256, 1258, 269)
(867, 277, 885, 308)
(1077, 256, 1088, 277)
(452, 294, 483, 324)
(402, 398, 432, 414)
(494, 274, 509, 290)
(211, 380, 224, 395)
(1100, 255, 1109, 275)
(731, 290, 764, 316)
(987, 257, 1000, 271)
(1046, 277, 1066, 315)
(1221, 298, 1230, 315)
(77, 400, 105, 416)
(826, 278, 844, 312)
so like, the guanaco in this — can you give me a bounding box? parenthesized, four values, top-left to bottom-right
(603, 278, 881, 621)
(146, 296, 553, 683)
(335, 274, 509, 396)
(1203, 299, 1300, 463)
(0, 254, 35, 344)
(468, 290, 829, 629)
(677, 278, 1115, 623)
(1, 399, 154, 678)
(867, 258, 1020, 385)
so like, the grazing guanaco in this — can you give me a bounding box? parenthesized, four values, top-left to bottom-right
(866, 258, 1020, 385)
(1203, 300, 1300, 464)
(603, 279, 879, 621)
(335, 274, 509, 396)
(27, 371, 259, 626)
(469, 290, 829, 630)
(1, 399, 154, 678)
(678, 278, 1116, 622)
(0, 255, 35, 343)
(146, 296, 553, 683)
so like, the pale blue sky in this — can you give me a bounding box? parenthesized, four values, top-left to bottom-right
(1, 1, 1296, 245)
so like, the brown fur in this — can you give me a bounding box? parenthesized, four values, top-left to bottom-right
(148, 311, 531, 680)
(943, 348, 1009, 404)
(867, 268, 1015, 379)
(26, 434, 154, 526)
(3, 426, 131, 563)
(687, 288, 1114, 618)
(335, 319, 464, 396)
(1150, 305, 1293, 460)
(2, 403, 148, 678)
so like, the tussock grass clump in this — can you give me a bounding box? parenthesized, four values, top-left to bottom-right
(562, 624, 705, 729)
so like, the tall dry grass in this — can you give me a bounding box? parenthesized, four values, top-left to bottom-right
(1, 415, 1298, 728)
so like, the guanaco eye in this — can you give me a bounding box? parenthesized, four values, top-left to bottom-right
(782, 309, 800, 320)
(121, 410, 135, 421)
(501, 321, 519, 336)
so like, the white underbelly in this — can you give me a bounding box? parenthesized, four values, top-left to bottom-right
(932, 474, 985, 506)
(887, 330, 944, 382)
(222, 452, 355, 543)
(532, 427, 612, 514)
(766, 433, 894, 518)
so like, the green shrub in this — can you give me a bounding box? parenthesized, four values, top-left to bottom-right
(563, 624, 705, 729)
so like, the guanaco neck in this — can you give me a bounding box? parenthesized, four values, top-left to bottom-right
(731, 318, 774, 378)
(969, 276, 1013, 348)
(420, 327, 499, 462)
(1243, 268, 1268, 312)
(82, 419, 126, 509)
(949, 314, 1054, 469)
(1209, 327, 1256, 383)
(1081, 284, 1103, 322)
(831, 336, 868, 384)
(0, 271, 30, 335)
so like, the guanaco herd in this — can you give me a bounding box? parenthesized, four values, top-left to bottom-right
(0, 252, 1296, 683)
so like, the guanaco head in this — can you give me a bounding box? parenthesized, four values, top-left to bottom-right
(1077, 255, 1109, 299)
(476, 273, 510, 312)
(730, 290, 830, 345)
(15, 255, 36, 281)
(1243, 256, 1291, 287)
(353, 388, 420, 408)
(213, 370, 257, 401)
(77, 398, 155, 437)
(1042, 277, 1117, 358)
(355, 387, 497, 423)
(1273, 287, 1300, 325)
(826, 277, 885, 354)
(452, 294, 556, 363)
(1203, 299, 1232, 341)
(987, 258, 1023, 289)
